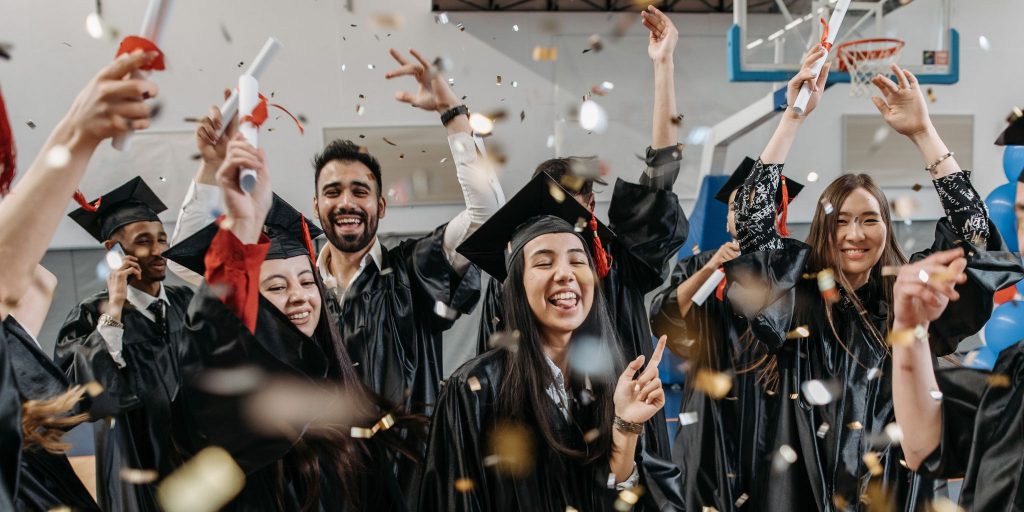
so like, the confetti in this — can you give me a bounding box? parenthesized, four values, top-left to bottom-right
(931, 497, 965, 512)
(519, 110, 525, 122)
(356, 104, 365, 116)
(911, 183, 923, 192)
(817, 269, 839, 302)
(569, 336, 615, 376)
(495, 75, 502, 86)
(685, 126, 712, 145)
(457, 22, 466, 32)
(341, 64, 347, 72)
(467, 376, 482, 392)
(978, 35, 991, 51)
(591, 81, 614, 96)
(918, 269, 930, 283)
(367, 64, 375, 70)
(45, 145, 71, 168)
(512, 81, 518, 88)
(369, 12, 405, 30)
(434, 12, 449, 24)
(157, 447, 245, 512)
(926, 87, 937, 103)
(434, 301, 460, 320)
(487, 422, 533, 477)
(532, 46, 558, 61)
(454, 478, 474, 493)
(846, 421, 863, 430)
(382, 136, 397, 146)
(615, 488, 642, 510)
(120, 468, 159, 484)
(194, 366, 266, 395)
(929, 389, 944, 400)
(987, 374, 1011, 388)
(574, 217, 588, 233)
(25, 120, 35, 129)
(0, 41, 11, 60)
(512, 24, 519, 32)
(816, 423, 830, 438)
(351, 427, 374, 438)
(884, 422, 903, 444)
(679, 411, 699, 425)
(886, 328, 915, 347)
(867, 367, 882, 380)
(772, 444, 798, 473)
(863, 452, 883, 476)
(892, 196, 918, 220)
(579, 100, 608, 133)
(735, 493, 749, 507)
(488, 330, 521, 351)
(588, 34, 604, 53)
(881, 265, 901, 277)
(693, 370, 733, 399)
(806, 171, 819, 182)
(800, 379, 834, 405)
(469, 112, 494, 135)
(820, 199, 834, 215)
(786, 326, 811, 340)
(583, 428, 601, 443)
(548, 182, 566, 203)
(85, 12, 105, 39)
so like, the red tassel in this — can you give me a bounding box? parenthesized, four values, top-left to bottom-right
(0, 86, 15, 196)
(589, 213, 611, 279)
(241, 94, 304, 135)
(777, 175, 790, 237)
(715, 273, 728, 302)
(300, 217, 316, 265)
(72, 190, 101, 212)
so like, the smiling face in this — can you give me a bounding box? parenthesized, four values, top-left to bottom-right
(521, 233, 596, 338)
(835, 187, 888, 287)
(259, 256, 322, 337)
(314, 159, 386, 254)
(108, 220, 168, 282)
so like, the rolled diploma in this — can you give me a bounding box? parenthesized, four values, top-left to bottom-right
(238, 74, 259, 193)
(217, 37, 282, 138)
(692, 268, 726, 306)
(791, 0, 850, 115)
(112, 0, 174, 150)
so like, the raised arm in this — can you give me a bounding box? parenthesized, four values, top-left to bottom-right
(9, 265, 58, 339)
(0, 52, 158, 315)
(643, 6, 678, 152)
(384, 48, 504, 274)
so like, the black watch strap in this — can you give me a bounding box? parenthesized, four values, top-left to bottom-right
(440, 105, 470, 127)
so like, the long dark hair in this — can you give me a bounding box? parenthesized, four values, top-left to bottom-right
(495, 244, 624, 464)
(269, 258, 425, 512)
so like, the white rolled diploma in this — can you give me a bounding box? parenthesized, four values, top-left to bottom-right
(217, 37, 283, 139)
(237, 74, 260, 193)
(692, 268, 726, 306)
(791, 0, 851, 115)
(112, 0, 174, 151)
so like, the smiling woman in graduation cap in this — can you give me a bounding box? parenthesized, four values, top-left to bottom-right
(164, 134, 422, 512)
(414, 172, 684, 511)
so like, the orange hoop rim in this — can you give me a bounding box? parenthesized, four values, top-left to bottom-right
(836, 37, 906, 67)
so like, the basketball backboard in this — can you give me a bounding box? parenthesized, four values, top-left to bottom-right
(729, 0, 958, 84)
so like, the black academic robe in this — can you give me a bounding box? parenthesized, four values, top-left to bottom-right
(324, 223, 481, 495)
(477, 155, 689, 459)
(0, 322, 21, 510)
(419, 349, 686, 511)
(649, 250, 771, 512)
(53, 285, 194, 512)
(4, 316, 99, 511)
(922, 336, 1024, 510)
(723, 220, 1023, 511)
(179, 286, 407, 512)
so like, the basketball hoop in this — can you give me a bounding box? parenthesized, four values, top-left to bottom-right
(836, 38, 906, 97)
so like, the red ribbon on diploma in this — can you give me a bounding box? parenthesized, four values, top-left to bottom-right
(116, 36, 166, 71)
(241, 94, 305, 135)
(819, 17, 833, 51)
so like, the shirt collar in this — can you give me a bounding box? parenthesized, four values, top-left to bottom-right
(126, 283, 167, 310)
(316, 238, 383, 286)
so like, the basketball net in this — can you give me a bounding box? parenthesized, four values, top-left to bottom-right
(836, 38, 906, 97)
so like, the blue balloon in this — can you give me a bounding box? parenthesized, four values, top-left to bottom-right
(968, 346, 998, 370)
(985, 301, 1024, 353)
(1004, 146, 1024, 183)
(986, 183, 1019, 251)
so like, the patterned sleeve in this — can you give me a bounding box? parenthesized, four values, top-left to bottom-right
(735, 159, 785, 253)
(932, 171, 990, 246)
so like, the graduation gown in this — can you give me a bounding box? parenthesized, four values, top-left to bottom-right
(419, 349, 686, 511)
(721, 219, 1023, 511)
(53, 285, 194, 512)
(4, 316, 98, 511)
(649, 250, 771, 512)
(477, 149, 689, 459)
(0, 322, 21, 510)
(180, 284, 408, 511)
(919, 337, 1024, 510)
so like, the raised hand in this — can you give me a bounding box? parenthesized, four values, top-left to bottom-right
(384, 48, 460, 113)
(62, 50, 160, 147)
(641, 5, 678, 64)
(216, 134, 273, 244)
(710, 241, 740, 268)
(196, 89, 238, 173)
(106, 254, 141, 320)
(870, 64, 933, 138)
(786, 45, 831, 117)
(892, 247, 968, 327)
(614, 336, 668, 425)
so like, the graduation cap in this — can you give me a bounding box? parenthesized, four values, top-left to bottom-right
(995, 110, 1024, 146)
(68, 176, 167, 242)
(713, 157, 805, 236)
(163, 194, 323, 275)
(457, 172, 615, 282)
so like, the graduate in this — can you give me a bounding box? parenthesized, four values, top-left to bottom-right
(717, 44, 1023, 510)
(475, 5, 689, 458)
(418, 171, 684, 511)
(165, 136, 421, 511)
(55, 176, 194, 511)
(648, 157, 804, 511)
(890, 116, 1024, 510)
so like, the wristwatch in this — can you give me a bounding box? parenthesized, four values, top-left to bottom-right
(98, 314, 124, 329)
(613, 416, 644, 435)
(440, 105, 470, 127)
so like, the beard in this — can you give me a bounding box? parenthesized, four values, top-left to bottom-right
(140, 257, 167, 282)
(322, 207, 378, 253)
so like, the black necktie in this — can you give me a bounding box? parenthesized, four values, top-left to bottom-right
(148, 300, 167, 338)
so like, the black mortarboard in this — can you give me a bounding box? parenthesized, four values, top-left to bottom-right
(163, 194, 323, 275)
(68, 176, 167, 242)
(996, 113, 1024, 146)
(713, 157, 805, 206)
(457, 172, 615, 282)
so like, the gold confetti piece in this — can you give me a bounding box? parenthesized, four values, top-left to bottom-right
(693, 370, 733, 400)
(617, 487, 642, 508)
(488, 422, 533, 477)
(351, 427, 374, 438)
(817, 423, 831, 438)
(559, 174, 585, 194)
(833, 495, 849, 509)
(926, 87, 937, 103)
(548, 182, 566, 203)
(987, 374, 1011, 388)
(735, 493, 749, 507)
(886, 328, 915, 347)
(495, 75, 502, 86)
(702, 507, 720, 512)
(789, 393, 799, 400)
(583, 428, 601, 443)
(847, 421, 863, 430)
(786, 326, 811, 339)
(467, 376, 482, 392)
(120, 468, 159, 484)
(85, 380, 104, 397)
(566, 508, 579, 512)
(372, 414, 396, 434)
(454, 477, 474, 493)
(158, 447, 245, 512)
(931, 497, 965, 512)
(532, 46, 558, 61)
(817, 269, 838, 302)
(49, 506, 72, 512)
(911, 183, 923, 192)
(863, 452, 883, 476)
(881, 265, 901, 277)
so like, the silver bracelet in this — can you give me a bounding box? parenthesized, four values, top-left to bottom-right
(613, 416, 644, 435)
(925, 151, 954, 173)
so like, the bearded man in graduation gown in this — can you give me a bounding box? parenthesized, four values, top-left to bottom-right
(475, 7, 689, 459)
(55, 177, 193, 512)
